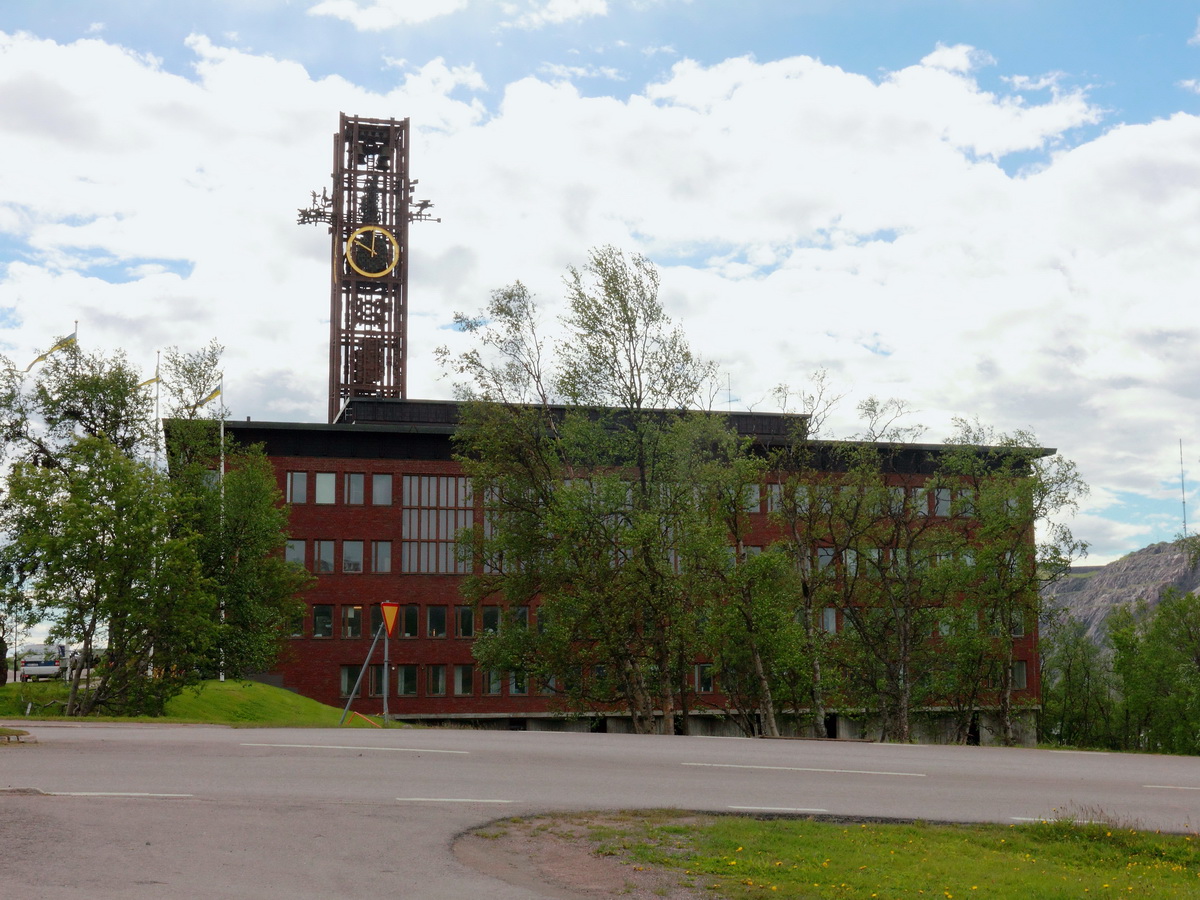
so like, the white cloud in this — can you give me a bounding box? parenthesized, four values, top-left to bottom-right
(2, 32, 1199, 563)
(306, 0, 469, 31)
(1189, 16, 1200, 46)
(539, 62, 624, 81)
(504, 0, 608, 30)
(920, 42, 995, 73)
(1180, 78, 1200, 94)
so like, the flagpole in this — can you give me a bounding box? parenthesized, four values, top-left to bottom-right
(219, 373, 226, 684)
(153, 350, 161, 470)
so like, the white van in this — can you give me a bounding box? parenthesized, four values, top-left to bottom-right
(19, 658, 63, 682)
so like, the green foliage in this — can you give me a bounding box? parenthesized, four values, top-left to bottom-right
(165, 419, 311, 678)
(3, 435, 215, 714)
(445, 247, 724, 734)
(446, 247, 1087, 742)
(0, 341, 307, 715)
(1041, 586, 1200, 755)
(1109, 589, 1200, 754)
(1039, 610, 1117, 748)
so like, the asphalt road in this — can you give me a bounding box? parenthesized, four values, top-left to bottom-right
(2, 723, 1198, 897)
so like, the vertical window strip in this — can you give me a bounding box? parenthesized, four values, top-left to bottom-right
(400, 475, 474, 573)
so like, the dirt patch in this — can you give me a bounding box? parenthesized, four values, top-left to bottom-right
(454, 811, 714, 899)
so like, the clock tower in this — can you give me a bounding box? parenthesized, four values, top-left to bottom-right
(298, 114, 437, 423)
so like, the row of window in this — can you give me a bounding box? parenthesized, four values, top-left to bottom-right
(288, 473, 1005, 523)
(307, 602, 1027, 642)
(285, 538, 470, 575)
(339, 663, 716, 699)
(309, 604, 526, 640)
(285, 536, 1011, 579)
(286, 473, 472, 508)
(809, 607, 1026, 639)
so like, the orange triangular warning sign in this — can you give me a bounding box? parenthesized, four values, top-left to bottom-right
(381, 602, 400, 638)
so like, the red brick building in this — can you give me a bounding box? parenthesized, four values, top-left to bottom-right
(227, 398, 1042, 742)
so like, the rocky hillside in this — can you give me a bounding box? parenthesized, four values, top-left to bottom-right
(1042, 541, 1200, 641)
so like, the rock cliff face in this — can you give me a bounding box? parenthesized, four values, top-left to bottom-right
(1042, 542, 1200, 641)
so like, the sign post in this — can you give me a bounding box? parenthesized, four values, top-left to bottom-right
(339, 602, 400, 727)
(380, 602, 400, 724)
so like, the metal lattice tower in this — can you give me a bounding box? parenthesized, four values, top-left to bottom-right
(298, 114, 437, 423)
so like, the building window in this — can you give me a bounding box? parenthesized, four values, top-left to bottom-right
(313, 605, 333, 638)
(372, 473, 393, 506)
(1010, 616, 1026, 638)
(344, 472, 365, 505)
(401, 604, 418, 638)
(456, 605, 475, 638)
(284, 540, 305, 566)
(368, 664, 385, 697)
(933, 488, 952, 517)
(342, 605, 362, 639)
(427, 606, 447, 638)
(821, 607, 838, 633)
(289, 607, 305, 638)
(340, 665, 362, 698)
(484, 669, 502, 695)
(454, 664, 473, 696)
(482, 607, 500, 634)
(370, 604, 382, 637)
(286, 472, 307, 504)
(343, 541, 364, 573)
(515, 606, 529, 629)
(695, 663, 714, 693)
(372, 541, 391, 573)
(509, 671, 527, 695)
(816, 547, 838, 571)
(427, 665, 446, 696)
(1011, 659, 1028, 691)
(401, 475, 473, 574)
(397, 665, 418, 696)
(741, 484, 762, 514)
(315, 540, 335, 573)
(315, 472, 336, 505)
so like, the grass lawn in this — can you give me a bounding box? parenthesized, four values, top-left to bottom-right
(564, 810, 1200, 899)
(0, 677, 389, 727)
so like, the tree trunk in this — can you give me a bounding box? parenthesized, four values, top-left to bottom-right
(748, 636, 779, 737)
(998, 646, 1015, 745)
(808, 622, 826, 738)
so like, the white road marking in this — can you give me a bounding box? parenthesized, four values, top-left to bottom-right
(396, 797, 512, 804)
(683, 762, 925, 777)
(1144, 784, 1200, 791)
(242, 743, 468, 754)
(729, 805, 828, 813)
(48, 792, 194, 798)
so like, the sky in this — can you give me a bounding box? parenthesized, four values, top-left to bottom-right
(2, 1, 1200, 565)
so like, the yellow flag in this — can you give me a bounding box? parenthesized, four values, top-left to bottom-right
(23, 331, 77, 373)
(188, 386, 221, 411)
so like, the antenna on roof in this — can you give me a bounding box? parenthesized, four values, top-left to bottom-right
(1181, 439, 1189, 538)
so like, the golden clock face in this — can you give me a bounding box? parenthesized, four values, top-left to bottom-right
(345, 225, 399, 278)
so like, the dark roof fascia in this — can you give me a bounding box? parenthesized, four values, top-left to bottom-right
(797, 439, 1056, 477)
